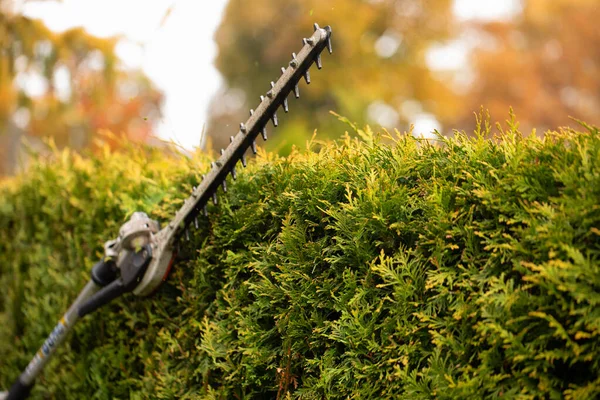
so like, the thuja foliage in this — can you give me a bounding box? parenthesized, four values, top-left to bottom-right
(1, 117, 599, 399)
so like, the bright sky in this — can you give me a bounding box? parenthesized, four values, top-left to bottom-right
(20, 0, 521, 146)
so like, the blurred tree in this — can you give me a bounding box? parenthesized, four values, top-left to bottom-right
(0, 0, 162, 175)
(207, 0, 457, 153)
(455, 0, 600, 132)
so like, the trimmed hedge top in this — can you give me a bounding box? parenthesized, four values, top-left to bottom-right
(1, 118, 600, 399)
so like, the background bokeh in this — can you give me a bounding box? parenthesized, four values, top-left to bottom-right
(1, 0, 599, 174)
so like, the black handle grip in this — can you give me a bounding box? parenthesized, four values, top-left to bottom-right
(90, 258, 118, 287)
(78, 279, 125, 317)
(6, 378, 33, 400)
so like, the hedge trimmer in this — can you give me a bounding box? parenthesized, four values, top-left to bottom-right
(1, 23, 332, 400)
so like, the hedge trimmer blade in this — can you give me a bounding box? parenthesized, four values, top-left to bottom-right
(133, 23, 333, 296)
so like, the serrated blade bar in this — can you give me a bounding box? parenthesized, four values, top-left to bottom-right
(145, 25, 332, 246)
(176, 26, 331, 231)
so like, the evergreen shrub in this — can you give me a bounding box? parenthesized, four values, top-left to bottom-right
(1, 117, 599, 399)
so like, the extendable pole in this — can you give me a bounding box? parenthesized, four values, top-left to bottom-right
(2, 280, 100, 400)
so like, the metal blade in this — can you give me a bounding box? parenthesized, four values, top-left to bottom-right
(155, 24, 332, 239)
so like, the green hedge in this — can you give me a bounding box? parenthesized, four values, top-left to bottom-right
(1, 118, 599, 399)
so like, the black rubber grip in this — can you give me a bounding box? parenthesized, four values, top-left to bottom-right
(6, 378, 33, 400)
(78, 279, 125, 317)
(90, 258, 117, 286)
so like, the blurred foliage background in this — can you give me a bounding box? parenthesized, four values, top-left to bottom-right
(208, 0, 459, 152)
(207, 0, 600, 152)
(0, 0, 162, 175)
(1, 0, 599, 174)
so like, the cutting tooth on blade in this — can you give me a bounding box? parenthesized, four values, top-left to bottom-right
(283, 97, 289, 112)
(240, 123, 247, 133)
(262, 126, 268, 140)
(294, 84, 300, 98)
(316, 54, 322, 69)
(280, 67, 286, 76)
(220, 149, 225, 156)
(203, 205, 208, 217)
(231, 166, 237, 180)
(272, 112, 278, 127)
(314, 23, 320, 31)
(185, 229, 190, 241)
(192, 186, 197, 198)
(194, 217, 199, 229)
(212, 193, 218, 205)
(304, 70, 311, 84)
(250, 109, 254, 116)
(290, 52, 298, 68)
(230, 136, 234, 143)
(326, 29, 333, 54)
(251, 140, 257, 154)
(260, 95, 265, 102)
(267, 81, 276, 99)
(222, 179, 227, 193)
(241, 154, 247, 167)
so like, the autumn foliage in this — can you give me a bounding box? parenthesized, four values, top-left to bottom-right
(458, 0, 600, 132)
(0, 4, 162, 174)
(208, 0, 458, 152)
(208, 0, 600, 153)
